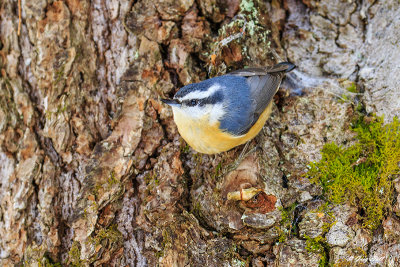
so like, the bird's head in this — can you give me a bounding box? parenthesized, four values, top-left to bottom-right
(162, 82, 226, 124)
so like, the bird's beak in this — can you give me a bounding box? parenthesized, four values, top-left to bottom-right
(161, 98, 181, 107)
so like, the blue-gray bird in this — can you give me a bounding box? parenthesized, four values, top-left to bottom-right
(162, 62, 296, 154)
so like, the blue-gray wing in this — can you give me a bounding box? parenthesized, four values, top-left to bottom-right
(228, 62, 295, 135)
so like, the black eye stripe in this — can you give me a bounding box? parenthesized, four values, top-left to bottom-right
(183, 91, 224, 107)
(205, 90, 223, 104)
(184, 99, 199, 106)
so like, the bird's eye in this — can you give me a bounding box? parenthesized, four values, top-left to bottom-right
(190, 99, 197, 106)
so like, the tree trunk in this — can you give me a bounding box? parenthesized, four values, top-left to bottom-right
(1, 0, 400, 266)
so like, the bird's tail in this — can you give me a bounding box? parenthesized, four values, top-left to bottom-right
(268, 62, 296, 74)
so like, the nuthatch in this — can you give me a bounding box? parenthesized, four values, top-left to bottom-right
(162, 62, 296, 154)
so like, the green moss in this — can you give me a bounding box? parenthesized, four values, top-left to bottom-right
(68, 225, 122, 266)
(39, 256, 62, 267)
(54, 64, 65, 85)
(338, 93, 350, 103)
(191, 200, 202, 216)
(315, 203, 336, 234)
(193, 153, 204, 178)
(212, 161, 223, 179)
(58, 104, 68, 114)
(88, 224, 123, 247)
(280, 203, 296, 224)
(307, 116, 400, 230)
(108, 170, 119, 186)
(305, 235, 328, 267)
(144, 170, 159, 186)
(356, 103, 365, 113)
(277, 203, 297, 243)
(333, 259, 353, 267)
(161, 228, 172, 249)
(68, 241, 84, 267)
(155, 228, 173, 258)
(92, 169, 122, 198)
(339, 81, 358, 103)
(346, 82, 357, 93)
(93, 183, 102, 198)
(181, 143, 190, 153)
(321, 221, 334, 234)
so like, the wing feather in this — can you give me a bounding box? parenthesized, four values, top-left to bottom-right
(226, 62, 295, 134)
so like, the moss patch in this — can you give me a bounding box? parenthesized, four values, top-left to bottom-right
(305, 235, 328, 267)
(307, 116, 400, 230)
(155, 228, 173, 258)
(39, 256, 62, 267)
(346, 82, 357, 93)
(108, 170, 119, 186)
(88, 224, 123, 247)
(68, 241, 84, 267)
(277, 203, 297, 242)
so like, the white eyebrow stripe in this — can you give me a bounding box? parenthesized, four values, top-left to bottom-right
(179, 84, 222, 101)
(209, 103, 226, 124)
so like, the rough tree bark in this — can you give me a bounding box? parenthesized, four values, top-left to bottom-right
(1, 0, 400, 266)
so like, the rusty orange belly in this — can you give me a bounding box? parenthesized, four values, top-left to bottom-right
(172, 103, 273, 154)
